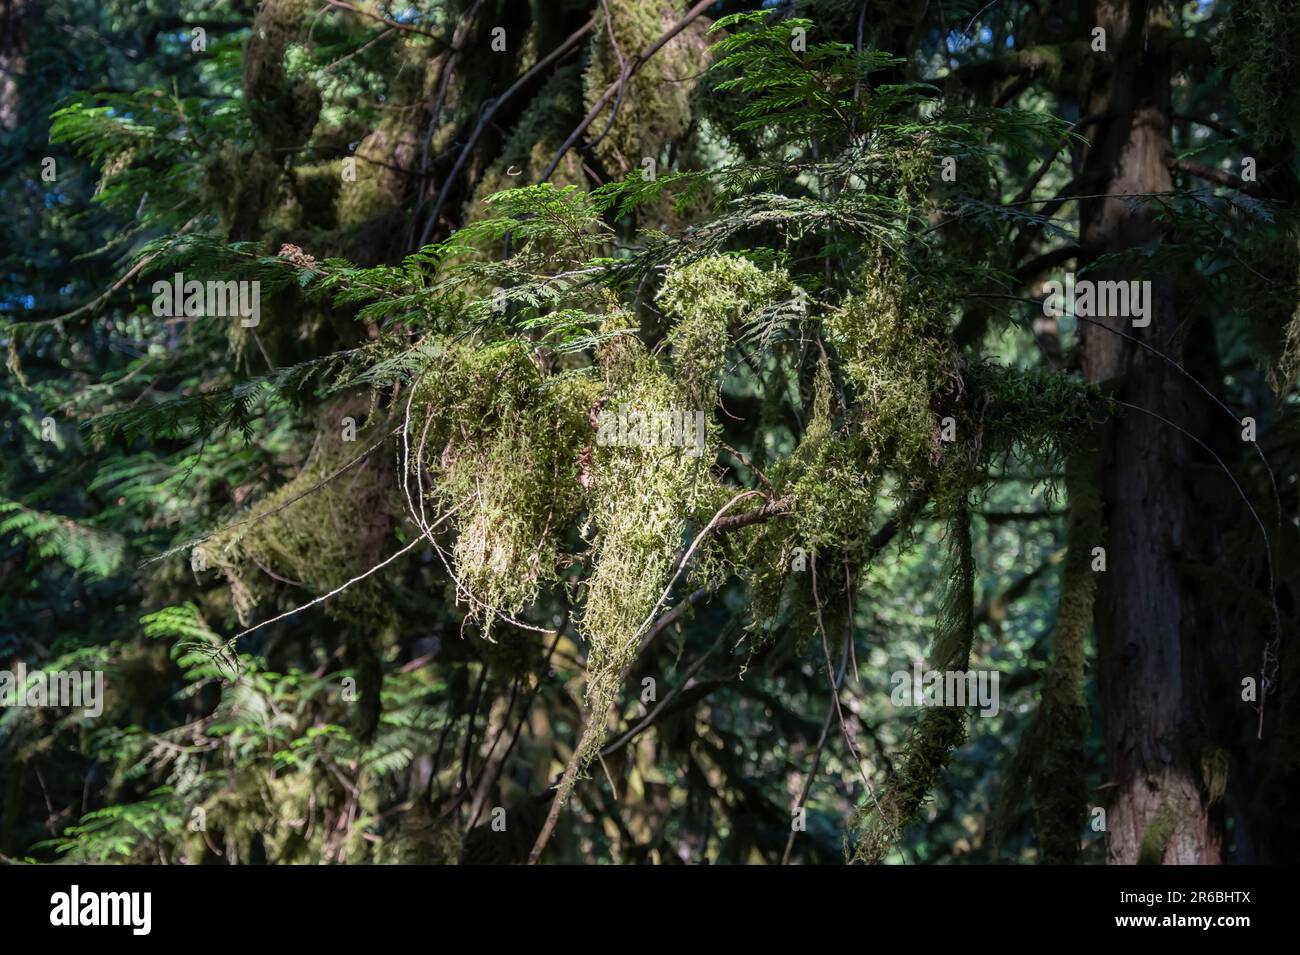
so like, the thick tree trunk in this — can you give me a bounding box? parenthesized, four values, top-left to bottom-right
(1078, 0, 1222, 864)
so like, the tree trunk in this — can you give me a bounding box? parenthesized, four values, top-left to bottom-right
(1078, 0, 1223, 864)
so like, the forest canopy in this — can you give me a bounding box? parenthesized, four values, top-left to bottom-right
(1, 0, 1298, 866)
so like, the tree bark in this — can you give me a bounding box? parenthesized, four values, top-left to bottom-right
(1078, 0, 1222, 865)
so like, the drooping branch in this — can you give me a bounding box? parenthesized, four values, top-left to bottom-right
(1168, 156, 1255, 193)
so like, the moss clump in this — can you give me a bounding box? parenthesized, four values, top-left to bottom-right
(337, 125, 420, 231)
(825, 247, 953, 482)
(372, 808, 462, 864)
(286, 161, 341, 231)
(581, 346, 701, 702)
(573, 313, 726, 769)
(243, 0, 320, 152)
(202, 145, 283, 239)
(1137, 804, 1182, 865)
(582, 0, 711, 174)
(1201, 747, 1230, 806)
(969, 363, 1110, 472)
(658, 254, 791, 404)
(411, 340, 598, 637)
(207, 400, 396, 628)
(1218, 0, 1300, 144)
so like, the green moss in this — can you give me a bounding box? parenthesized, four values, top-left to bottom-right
(1028, 452, 1099, 863)
(1218, 0, 1300, 143)
(243, 0, 321, 152)
(207, 399, 396, 628)
(1137, 804, 1181, 865)
(658, 254, 791, 406)
(582, 0, 711, 174)
(290, 162, 342, 230)
(411, 339, 599, 638)
(336, 125, 419, 231)
(580, 337, 710, 717)
(825, 246, 952, 482)
(1201, 747, 1230, 806)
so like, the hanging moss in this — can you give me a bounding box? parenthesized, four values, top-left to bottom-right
(410, 339, 599, 638)
(659, 254, 790, 401)
(202, 145, 283, 239)
(285, 161, 342, 230)
(582, 0, 711, 175)
(206, 399, 396, 628)
(969, 363, 1110, 470)
(577, 330, 717, 763)
(243, 0, 321, 152)
(1201, 747, 1231, 806)
(744, 245, 959, 644)
(825, 246, 953, 483)
(849, 500, 975, 864)
(1218, 0, 1300, 144)
(1264, 240, 1300, 394)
